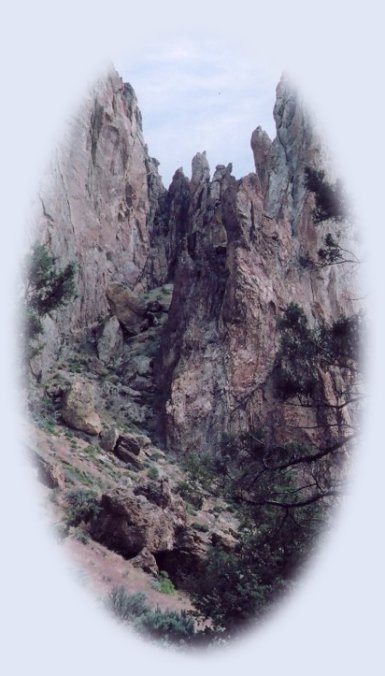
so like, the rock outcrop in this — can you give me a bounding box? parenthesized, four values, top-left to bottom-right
(156, 77, 357, 454)
(33, 70, 357, 459)
(89, 484, 186, 559)
(35, 68, 165, 359)
(62, 378, 102, 435)
(28, 69, 359, 643)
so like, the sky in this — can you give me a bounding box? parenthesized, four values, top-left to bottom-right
(115, 41, 280, 186)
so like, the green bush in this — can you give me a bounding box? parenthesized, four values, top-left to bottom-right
(191, 522, 209, 533)
(108, 588, 148, 621)
(147, 466, 160, 480)
(23, 243, 76, 359)
(304, 166, 346, 223)
(65, 488, 101, 526)
(152, 571, 176, 595)
(136, 608, 195, 642)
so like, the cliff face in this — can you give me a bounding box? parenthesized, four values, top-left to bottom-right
(157, 78, 356, 454)
(34, 70, 356, 456)
(35, 69, 164, 354)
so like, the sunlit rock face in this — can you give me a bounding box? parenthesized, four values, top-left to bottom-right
(34, 71, 356, 455)
(157, 76, 357, 455)
(35, 68, 165, 354)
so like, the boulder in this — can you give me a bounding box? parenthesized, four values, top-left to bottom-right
(97, 316, 123, 363)
(134, 478, 172, 509)
(100, 426, 119, 452)
(114, 443, 143, 470)
(130, 547, 159, 576)
(115, 431, 151, 456)
(211, 530, 238, 551)
(34, 452, 65, 489)
(62, 379, 102, 435)
(90, 488, 183, 559)
(106, 283, 147, 334)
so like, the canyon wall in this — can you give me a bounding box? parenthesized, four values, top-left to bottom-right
(33, 70, 356, 455)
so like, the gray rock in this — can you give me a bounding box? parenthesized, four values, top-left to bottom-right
(114, 444, 143, 470)
(100, 426, 119, 452)
(97, 316, 123, 363)
(130, 548, 159, 575)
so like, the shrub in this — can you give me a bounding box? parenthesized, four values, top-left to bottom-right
(107, 588, 148, 621)
(304, 166, 346, 223)
(191, 522, 209, 533)
(107, 587, 195, 644)
(147, 466, 159, 480)
(190, 545, 269, 633)
(136, 608, 195, 642)
(152, 571, 176, 595)
(181, 451, 220, 492)
(23, 243, 76, 359)
(176, 480, 204, 509)
(65, 488, 101, 526)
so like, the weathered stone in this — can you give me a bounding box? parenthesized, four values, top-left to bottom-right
(97, 316, 123, 363)
(106, 283, 147, 334)
(34, 68, 166, 370)
(250, 125, 272, 193)
(34, 452, 65, 489)
(130, 547, 159, 576)
(114, 444, 143, 470)
(211, 530, 237, 551)
(157, 75, 357, 456)
(116, 433, 142, 456)
(100, 426, 119, 452)
(155, 528, 209, 586)
(90, 487, 185, 559)
(62, 379, 102, 435)
(134, 478, 172, 509)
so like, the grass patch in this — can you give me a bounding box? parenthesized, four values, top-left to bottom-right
(63, 463, 94, 487)
(40, 419, 60, 436)
(150, 451, 164, 461)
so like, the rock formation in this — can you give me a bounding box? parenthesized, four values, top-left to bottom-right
(34, 68, 165, 361)
(28, 67, 359, 644)
(32, 69, 357, 456)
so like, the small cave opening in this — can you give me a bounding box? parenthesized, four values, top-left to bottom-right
(153, 549, 201, 591)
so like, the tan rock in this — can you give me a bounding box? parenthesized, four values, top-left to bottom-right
(62, 379, 102, 435)
(34, 68, 166, 369)
(90, 487, 185, 559)
(34, 452, 65, 489)
(106, 283, 146, 334)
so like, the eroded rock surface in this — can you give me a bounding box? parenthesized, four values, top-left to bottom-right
(62, 378, 102, 435)
(35, 68, 166, 359)
(157, 76, 357, 454)
(90, 485, 186, 559)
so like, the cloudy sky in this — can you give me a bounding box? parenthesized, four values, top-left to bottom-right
(115, 40, 280, 186)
